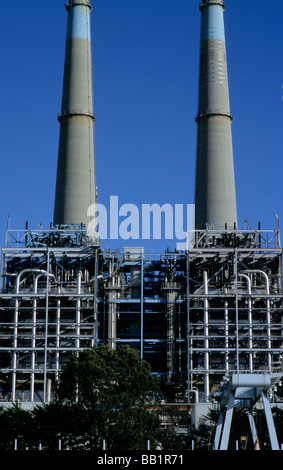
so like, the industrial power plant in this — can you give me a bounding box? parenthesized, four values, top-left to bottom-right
(0, 0, 282, 450)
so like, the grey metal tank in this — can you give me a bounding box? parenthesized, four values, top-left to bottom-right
(194, 0, 237, 229)
(53, 0, 96, 227)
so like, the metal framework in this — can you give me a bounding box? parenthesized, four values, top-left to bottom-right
(187, 227, 283, 402)
(0, 226, 282, 405)
(213, 373, 283, 450)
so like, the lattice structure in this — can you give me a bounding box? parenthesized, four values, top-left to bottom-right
(0, 226, 282, 404)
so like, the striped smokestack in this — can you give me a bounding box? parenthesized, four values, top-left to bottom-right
(53, 0, 96, 227)
(194, 0, 237, 230)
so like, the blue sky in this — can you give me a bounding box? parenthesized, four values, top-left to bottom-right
(0, 0, 282, 252)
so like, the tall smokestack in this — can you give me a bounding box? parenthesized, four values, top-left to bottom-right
(53, 0, 96, 227)
(194, 0, 237, 230)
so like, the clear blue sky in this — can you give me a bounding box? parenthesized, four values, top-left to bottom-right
(0, 0, 282, 252)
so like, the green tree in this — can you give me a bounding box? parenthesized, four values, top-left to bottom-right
(0, 404, 34, 450)
(31, 401, 87, 450)
(54, 345, 162, 450)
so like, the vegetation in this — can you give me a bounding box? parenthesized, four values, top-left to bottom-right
(0, 345, 282, 450)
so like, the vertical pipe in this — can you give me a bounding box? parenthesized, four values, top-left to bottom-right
(242, 270, 271, 370)
(140, 254, 144, 360)
(13, 269, 51, 402)
(76, 271, 82, 350)
(30, 276, 40, 403)
(186, 251, 191, 404)
(108, 259, 117, 350)
(224, 300, 229, 372)
(43, 250, 50, 403)
(239, 274, 253, 371)
(166, 285, 179, 380)
(56, 299, 61, 379)
(31, 292, 36, 402)
(12, 298, 18, 402)
(32, 272, 55, 402)
(234, 249, 239, 373)
(92, 249, 99, 347)
(203, 271, 209, 401)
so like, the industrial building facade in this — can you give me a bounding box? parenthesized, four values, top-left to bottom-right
(0, 0, 282, 414)
(0, 225, 282, 403)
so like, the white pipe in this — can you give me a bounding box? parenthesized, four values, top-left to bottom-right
(76, 271, 82, 349)
(190, 387, 199, 403)
(241, 270, 271, 370)
(224, 300, 229, 372)
(56, 299, 61, 380)
(16, 269, 48, 293)
(31, 272, 55, 402)
(108, 262, 117, 350)
(238, 273, 253, 371)
(12, 270, 55, 402)
(46, 378, 52, 403)
(12, 298, 18, 401)
(203, 271, 209, 401)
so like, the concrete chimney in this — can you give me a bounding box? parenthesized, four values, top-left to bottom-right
(194, 0, 237, 230)
(53, 0, 96, 227)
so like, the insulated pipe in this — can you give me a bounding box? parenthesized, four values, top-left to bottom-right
(231, 373, 271, 389)
(53, 0, 96, 227)
(195, 0, 237, 229)
(224, 300, 229, 372)
(30, 272, 55, 402)
(190, 387, 199, 404)
(12, 269, 49, 401)
(203, 271, 210, 401)
(11, 270, 55, 402)
(241, 270, 271, 370)
(76, 271, 82, 349)
(16, 269, 48, 293)
(108, 260, 118, 350)
(55, 298, 61, 382)
(11, 298, 18, 401)
(166, 287, 179, 381)
(238, 273, 253, 371)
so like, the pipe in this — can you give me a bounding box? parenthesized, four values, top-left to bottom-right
(190, 387, 199, 404)
(11, 270, 48, 401)
(11, 298, 18, 401)
(241, 270, 271, 370)
(12, 270, 55, 402)
(231, 373, 271, 389)
(238, 273, 253, 371)
(30, 272, 55, 401)
(203, 271, 210, 401)
(55, 298, 61, 379)
(16, 269, 49, 293)
(76, 271, 82, 350)
(108, 260, 117, 350)
(224, 300, 229, 372)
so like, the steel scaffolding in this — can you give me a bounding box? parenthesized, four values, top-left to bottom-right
(0, 226, 282, 404)
(187, 227, 283, 402)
